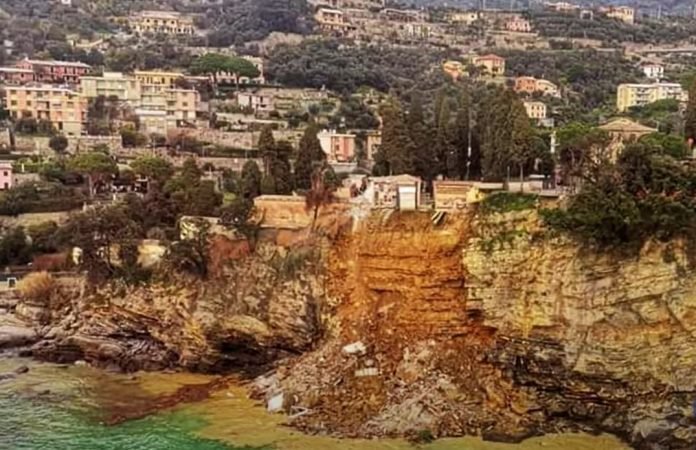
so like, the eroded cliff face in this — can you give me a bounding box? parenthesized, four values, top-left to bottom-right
(25, 244, 326, 374)
(465, 210, 696, 449)
(268, 210, 696, 449)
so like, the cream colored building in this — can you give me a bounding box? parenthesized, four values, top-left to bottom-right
(315, 8, 354, 33)
(5, 84, 87, 135)
(80, 72, 141, 102)
(616, 82, 687, 112)
(130, 10, 195, 35)
(523, 101, 547, 120)
(447, 11, 482, 25)
(473, 54, 505, 76)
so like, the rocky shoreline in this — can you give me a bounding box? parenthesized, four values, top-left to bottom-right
(1, 212, 696, 449)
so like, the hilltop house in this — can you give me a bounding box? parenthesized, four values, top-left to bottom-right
(473, 54, 505, 77)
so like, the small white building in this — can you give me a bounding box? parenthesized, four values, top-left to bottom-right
(361, 174, 422, 211)
(642, 64, 664, 80)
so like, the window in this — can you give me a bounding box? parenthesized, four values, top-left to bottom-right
(10, 101, 16, 107)
(3, 182, 8, 190)
(3, 172, 7, 177)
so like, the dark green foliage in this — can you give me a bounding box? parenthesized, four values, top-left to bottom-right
(240, 160, 262, 199)
(329, 97, 380, 130)
(0, 182, 85, 216)
(220, 198, 258, 241)
(685, 80, 696, 145)
(543, 142, 696, 246)
(640, 132, 689, 159)
(164, 218, 211, 279)
(48, 135, 69, 154)
(294, 125, 326, 190)
(480, 192, 538, 215)
(372, 98, 415, 176)
(267, 39, 449, 94)
(0, 227, 31, 267)
(130, 156, 174, 184)
(86, 96, 120, 136)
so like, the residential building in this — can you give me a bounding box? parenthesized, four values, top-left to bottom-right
(134, 70, 184, 87)
(0, 67, 35, 85)
(236, 91, 275, 113)
(238, 56, 265, 85)
(318, 130, 356, 162)
(599, 118, 657, 160)
(315, 8, 355, 34)
(0, 162, 12, 190)
(15, 59, 91, 84)
(381, 8, 425, 23)
(523, 101, 547, 120)
(543, 1, 580, 12)
(139, 85, 198, 123)
(604, 6, 635, 24)
(443, 60, 466, 81)
(362, 174, 422, 210)
(80, 72, 141, 102)
(4, 84, 87, 135)
(514, 76, 560, 97)
(473, 54, 505, 77)
(314, 0, 385, 8)
(447, 11, 482, 25)
(365, 131, 381, 161)
(616, 82, 687, 112)
(130, 10, 195, 35)
(505, 17, 532, 32)
(642, 64, 664, 80)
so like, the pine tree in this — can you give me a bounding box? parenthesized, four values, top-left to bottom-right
(373, 98, 414, 176)
(685, 79, 696, 148)
(295, 124, 326, 190)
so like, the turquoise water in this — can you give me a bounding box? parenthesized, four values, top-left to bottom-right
(0, 359, 259, 450)
(0, 358, 630, 450)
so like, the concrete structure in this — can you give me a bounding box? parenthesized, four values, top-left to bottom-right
(318, 130, 356, 162)
(138, 86, 198, 129)
(433, 181, 483, 211)
(616, 82, 687, 112)
(523, 101, 547, 120)
(15, 59, 90, 85)
(80, 72, 141, 102)
(236, 91, 274, 113)
(362, 174, 422, 210)
(0, 67, 35, 85)
(642, 64, 664, 80)
(130, 10, 195, 35)
(0, 162, 13, 190)
(599, 118, 657, 160)
(473, 54, 505, 77)
(514, 76, 560, 97)
(4, 84, 87, 135)
(604, 6, 635, 24)
(365, 131, 381, 161)
(505, 17, 532, 32)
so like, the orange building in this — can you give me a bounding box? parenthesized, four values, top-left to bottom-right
(15, 58, 91, 84)
(5, 84, 87, 135)
(473, 54, 505, 76)
(318, 130, 356, 163)
(514, 76, 560, 97)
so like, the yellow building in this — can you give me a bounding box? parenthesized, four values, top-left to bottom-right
(134, 70, 184, 87)
(472, 54, 505, 77)
(130, 11, 195, 35)
(315, 8, 355, 34)
(523, 101, 547, 120)
(616, 82, 687, 112)
(443, 60, 466, 80)
(5, 84, 87, 135)
(605, 6, 635, 24)
(80, 72, 141, 102)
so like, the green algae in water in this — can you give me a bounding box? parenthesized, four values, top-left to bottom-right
(0, 393, 265, 450)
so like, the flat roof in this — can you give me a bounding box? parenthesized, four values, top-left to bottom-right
(22, 58, 90, 68)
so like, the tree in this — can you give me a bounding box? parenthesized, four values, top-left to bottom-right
(294, 124, 326, 190)
(372, 98, 414, 176)
(164, 218, 211, 279)
(449, 90, 479, 180)
(190, 53, 260, 91)
(433, 97, 454, 180)
(130, 156, 174, 185)
(48, 135, 69, 154)
(408, 92, 436, 182)
(220, 198, 258, 242)
(241, 160, 262, 200)
(305, 164, 337, 230)
(258, 125, 276, 174)
(67, 152, 118, 198)
(684, 79, 696, 148)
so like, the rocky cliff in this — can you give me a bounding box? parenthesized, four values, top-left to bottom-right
(264, 210, 696, 449)
(17, 244, 326, 374)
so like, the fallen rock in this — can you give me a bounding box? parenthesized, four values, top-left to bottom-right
(0, 325, 38, 349)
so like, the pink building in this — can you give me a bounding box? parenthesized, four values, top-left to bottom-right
(0, 162, 13, 190)
(318, 130, 356, 163)
(0, 67, 35, 85)
(15, 59, 91, 85)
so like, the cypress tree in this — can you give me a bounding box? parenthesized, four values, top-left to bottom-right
(433, 98, 453, 178)
(241, 160, 262, 200)
(373, 98, 414, 176)
(408, 92, 436, 182)
(449, 90, 478, 180)
(685, 79, 696, 148)
(257, 125, 276, 174)
(295, 124, 326, 190)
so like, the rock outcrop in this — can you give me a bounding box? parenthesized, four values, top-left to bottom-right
(22, 244, 326, 374)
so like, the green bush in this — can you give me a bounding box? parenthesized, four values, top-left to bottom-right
(480, 192, 537, 215)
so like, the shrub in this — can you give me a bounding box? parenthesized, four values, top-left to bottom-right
(480, 192, 537, 215)
(17, 271, 57, 304)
